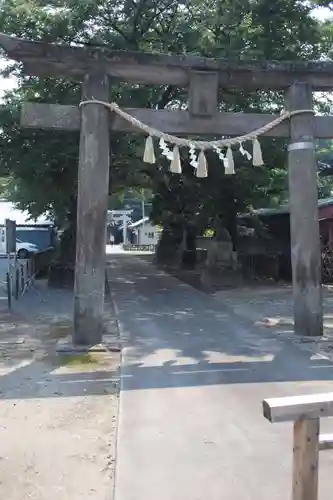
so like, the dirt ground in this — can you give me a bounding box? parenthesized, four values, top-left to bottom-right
(0, 279, 120, 500)
(214, 283, 333, 359)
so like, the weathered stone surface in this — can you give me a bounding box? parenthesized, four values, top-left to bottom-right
(200, 229, 241, 289)
(286, 82, 323, 337)
(21, 103, 333, 138)
(3, 32, 333, 89)
(73, 73, 110, 345)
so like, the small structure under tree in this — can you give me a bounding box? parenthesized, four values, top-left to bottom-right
(1, 32, 333, 343)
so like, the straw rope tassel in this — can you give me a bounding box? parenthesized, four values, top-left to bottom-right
(225, 146, 235, 175)
(170, 145, 182, 174)
(143, 135, 156, 164)
(80, 101, 313, 153)
(196, 150, 208, 178)
(252, 137, 264, 166)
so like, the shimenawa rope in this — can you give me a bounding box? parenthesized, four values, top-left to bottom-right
(79, 99, 314, 177)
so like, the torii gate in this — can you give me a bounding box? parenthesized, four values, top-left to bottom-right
(1, 32, 333, 345)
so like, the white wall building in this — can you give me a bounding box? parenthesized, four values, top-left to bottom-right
(128, 217, 159, 246)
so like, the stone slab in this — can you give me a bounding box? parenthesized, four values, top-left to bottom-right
(56, 334, 121, 354)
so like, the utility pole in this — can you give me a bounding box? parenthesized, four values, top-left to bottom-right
(141, 188, 145, 220)
(122, 216, 127, 245)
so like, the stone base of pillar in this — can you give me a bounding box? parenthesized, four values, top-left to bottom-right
(56, 334, 121, 354)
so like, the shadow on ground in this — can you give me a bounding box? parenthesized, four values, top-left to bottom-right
(2, 257, 333, 400)
(0, 279, 120, 400)
(108, 255, 333, 392)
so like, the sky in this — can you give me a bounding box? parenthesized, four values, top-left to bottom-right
(0, 6, 332, 100)
(313, 5, 332, 20)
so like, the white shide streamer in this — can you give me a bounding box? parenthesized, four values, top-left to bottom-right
(79, 100, 314, 178)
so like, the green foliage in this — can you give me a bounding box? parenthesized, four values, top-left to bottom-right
(310, 1, 333, 10)
(317, 139, 333, 198)
(0, 0, 330, 237)
(320, 20, 333, 59)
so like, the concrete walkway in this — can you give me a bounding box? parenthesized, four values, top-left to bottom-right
(110, 256, 333, 500)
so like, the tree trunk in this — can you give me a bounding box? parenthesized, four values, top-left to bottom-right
(225, 208, 238, 251)
(48, 198, 77, 288)
(155, 222, 183, 265)
(59, 198, 77, 266)
(181, 224, 197, 269)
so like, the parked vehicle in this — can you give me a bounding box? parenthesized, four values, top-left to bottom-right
(16, 239, 39, 259)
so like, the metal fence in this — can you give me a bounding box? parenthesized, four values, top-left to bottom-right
(3, 248, 55, 309)
(5, 256, 35, 309)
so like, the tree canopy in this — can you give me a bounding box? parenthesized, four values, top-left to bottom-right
(0, 0, 332, 241)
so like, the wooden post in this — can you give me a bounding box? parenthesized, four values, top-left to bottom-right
(73, 73, 110, 345)
(292, 419, 319, 500)
(263, 393, 333, 500)
(285, 83, 323, 337)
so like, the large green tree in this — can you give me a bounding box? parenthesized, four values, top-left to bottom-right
(0, 0, 328, 254)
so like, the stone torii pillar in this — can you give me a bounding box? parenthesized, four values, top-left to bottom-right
(286, 83, 323, 337)
(74, 74, 110, 346)
(2, 34, 333, 340)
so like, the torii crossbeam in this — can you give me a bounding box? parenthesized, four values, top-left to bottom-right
(1, 32, 331, 343)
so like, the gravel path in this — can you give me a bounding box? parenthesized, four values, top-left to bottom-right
(0, 279, 119, 500)
(214, 284, 333, 359)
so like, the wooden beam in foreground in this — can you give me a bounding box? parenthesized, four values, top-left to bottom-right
(263, 392, 333, 423)
(21, 102, 333, 139)
(319, 433, 333, 451)
(262, 392, 332, 500)
(2, 32, 333, 89)
(292, 419, 319, 500)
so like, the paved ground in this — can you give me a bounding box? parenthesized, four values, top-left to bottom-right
(110, 255, 333, 500)
(0, 279, 119, 500)
(106, 244, 154, 256)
